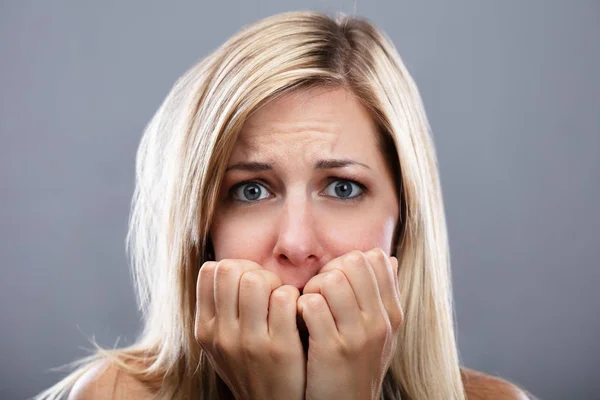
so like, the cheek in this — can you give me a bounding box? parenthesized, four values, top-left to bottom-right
(210, 210, 276, 261)
(320, 212, 397, 255)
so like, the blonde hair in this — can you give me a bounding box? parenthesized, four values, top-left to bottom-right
(36, 11, 466, 400)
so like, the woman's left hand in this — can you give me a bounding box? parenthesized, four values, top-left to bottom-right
(297, 248, 403, 400)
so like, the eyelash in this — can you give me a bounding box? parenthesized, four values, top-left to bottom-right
(228, 176, 367, 205)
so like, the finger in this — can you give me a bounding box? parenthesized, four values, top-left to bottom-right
(196, 261, 218, 325)
(214, 259, 262, 327)
(297, 293, 337, 342)
(364, 249, 403, 330)
(268, 285, 301, 341)
(302, 269, 360, 335)
(238, 269, 282, 337)
(391, 256, 400, 295)
(391, 256, 399, 288)
(320, 250, 381, 316)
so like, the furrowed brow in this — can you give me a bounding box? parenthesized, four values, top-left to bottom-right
(225, 159, 370, 172)
(314, 159, 370, 170)
(225, 162, 273, 172)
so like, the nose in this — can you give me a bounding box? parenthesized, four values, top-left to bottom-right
(272, 194, 323, 273)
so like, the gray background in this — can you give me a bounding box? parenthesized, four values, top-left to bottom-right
(1, 1, 598, 399)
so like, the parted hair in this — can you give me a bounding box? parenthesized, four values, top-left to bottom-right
(35, 10, 467, 400)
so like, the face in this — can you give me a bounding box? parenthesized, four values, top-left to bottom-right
(210, 87, 399, 291)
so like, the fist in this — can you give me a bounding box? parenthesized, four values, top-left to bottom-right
(297, 248, 403, 400)
(195, 259, 307, 400)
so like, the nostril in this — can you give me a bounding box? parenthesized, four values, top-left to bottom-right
(276, 254, 290, 264)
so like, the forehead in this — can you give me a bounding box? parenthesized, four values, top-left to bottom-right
(234, 87, 380, 155)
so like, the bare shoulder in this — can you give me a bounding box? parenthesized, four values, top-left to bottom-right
(68, 359, 157, 400)
(461, 367, 532, 400)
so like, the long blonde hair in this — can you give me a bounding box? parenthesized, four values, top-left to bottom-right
(35, 11, 466, 400)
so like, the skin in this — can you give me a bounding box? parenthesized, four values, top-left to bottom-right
(195, 87, 403, 400)
(68, 87, 531, 400)
(68, 86, 531, 399)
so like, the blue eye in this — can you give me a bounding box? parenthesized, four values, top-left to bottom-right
(231, 181, 270, 203)
(323, 179, 364, 200)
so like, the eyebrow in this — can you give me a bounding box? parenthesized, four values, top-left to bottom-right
(225, 159, 371, 172)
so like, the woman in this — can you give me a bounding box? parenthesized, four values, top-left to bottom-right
(36, 11, 534, 400)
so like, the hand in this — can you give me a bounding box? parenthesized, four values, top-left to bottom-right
(194, 259, 306, 400)
(297, 248, 403, 400)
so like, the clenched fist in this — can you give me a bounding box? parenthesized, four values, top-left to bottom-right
(298, 248, 403, 400)
(194, 259, 306, 400)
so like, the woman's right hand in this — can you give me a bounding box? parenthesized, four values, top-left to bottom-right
(194, 259, 306, 400)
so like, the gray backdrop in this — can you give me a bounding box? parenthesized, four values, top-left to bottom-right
(1, 1, 598, 399)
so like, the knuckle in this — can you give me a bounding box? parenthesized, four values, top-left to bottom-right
(214, 336, 235, 357)
(240, 271, 267, 291)
(344, 330, 368, 355)
(199, 262, 216, 279)
(324, 269, 346, 285)
(311, 294, 326, 309)
(374, 321, 392, 342)
(345, 250, 367, 265)
(304, 294, 326, 311)
(271, 285, 296, 303)
(390, 305, 404, 330)
(267, 342, 289, 363)
(240, 335, 264, 358)
(194, 323, 210, 344)
(390, 316, 402, 331)
(215, 260, 237, 279)
(366, 247, 388, 264)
